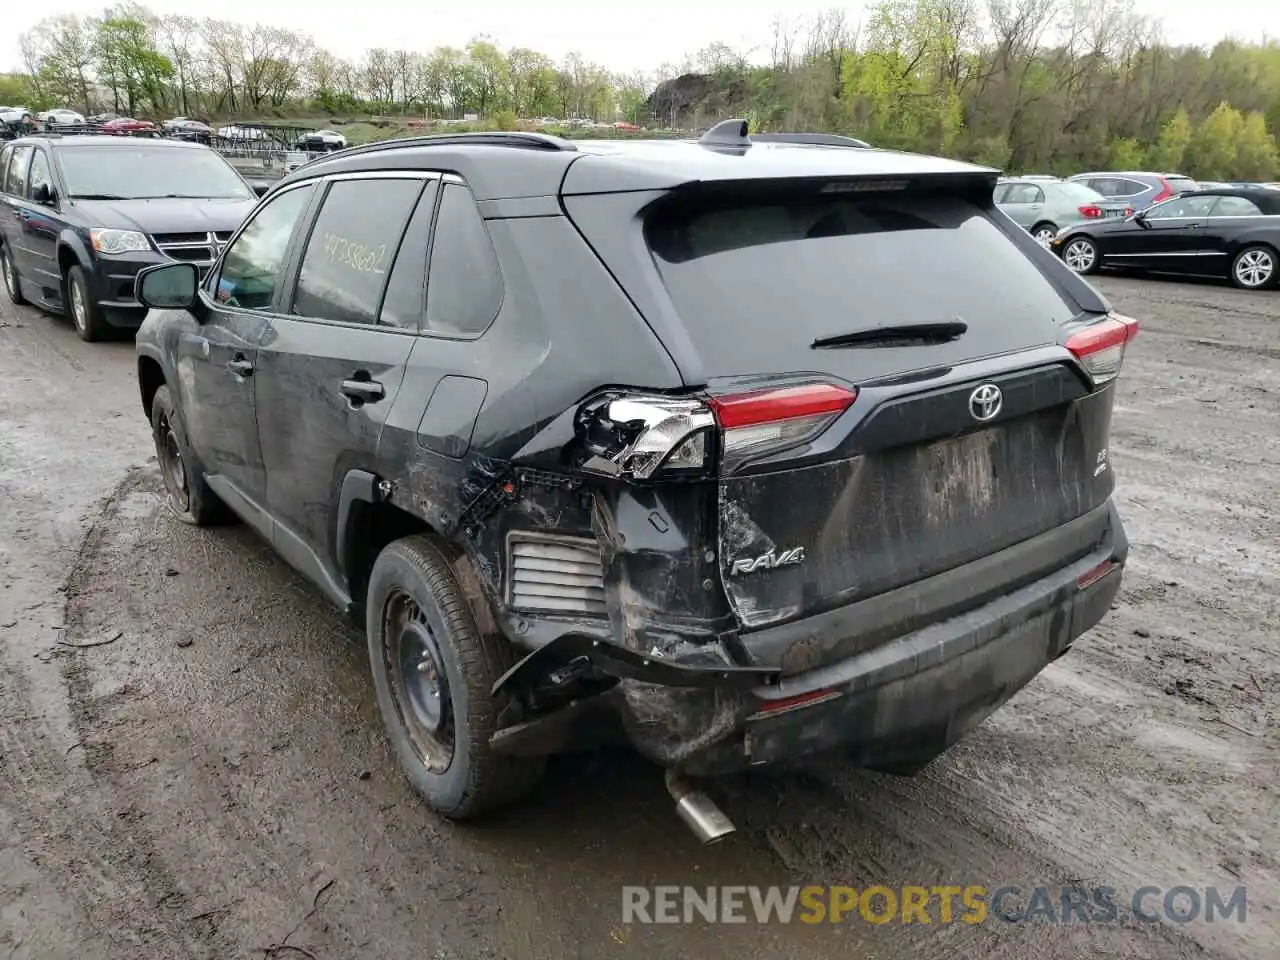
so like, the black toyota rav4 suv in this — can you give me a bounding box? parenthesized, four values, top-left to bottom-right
(132, 122, 1135, 840)
(0, 135, 266, 340)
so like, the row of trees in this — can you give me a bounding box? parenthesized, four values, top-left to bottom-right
(13, 4, 651, 122)
(8, 1, 1280, 179)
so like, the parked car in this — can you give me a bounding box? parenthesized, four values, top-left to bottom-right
(1067, 171, 1199, 211)
(216, 124, 267, 141)
(87, 112, 119, 125)
(0, 135, 260, 340)
(165, 119, 213, 144)
(129, 122, 1132, 838)
(0, 106, 37, 140)
(38, 108, 86, 127)
(1051, 186, 1280, 289)
(296, 129, 347, 151)
(995, 177, 1132, 245)
(101, 116, 157, 136)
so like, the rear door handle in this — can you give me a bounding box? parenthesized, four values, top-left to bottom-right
(340, 378, 385, 403)
(227, 357, 254, 377)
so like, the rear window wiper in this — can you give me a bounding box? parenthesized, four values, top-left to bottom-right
(812, 320, 968, 349)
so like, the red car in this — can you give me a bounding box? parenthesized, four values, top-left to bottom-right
(101, 117, 157, 136)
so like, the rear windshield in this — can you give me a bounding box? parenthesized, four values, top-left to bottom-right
(1054, 181, 1105, 203)
(1167, 176, 1200, 191)
(644, 190, 1076, 374)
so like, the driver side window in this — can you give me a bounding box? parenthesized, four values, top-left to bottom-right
(213, 184, 313, 311)
(1145, 195, 1217, 220)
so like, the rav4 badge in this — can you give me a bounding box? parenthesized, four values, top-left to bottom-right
(729, 546, 806, 577)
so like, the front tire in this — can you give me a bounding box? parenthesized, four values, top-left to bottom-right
(150, 384, 230, 526)
(1062, 236, 1100, 275)
(1230, 245, 1277, 290)
(1, 245, 28, 305)
(366, 536, 544, 819)
(1031, 222, 1059, 247)
(66, 265, 108, 341)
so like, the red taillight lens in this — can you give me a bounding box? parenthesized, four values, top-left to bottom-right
(1151, 178, 1173, 204)
(707, 383, 856, 428)
(1123, 206, 1134, 217)
(709, 383, 857, 472)
(1079, 205, 1104, 219)
(1065, 313, 1139, 385)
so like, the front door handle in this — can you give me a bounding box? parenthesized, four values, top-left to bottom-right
(340, 377, 385, 403)
(227, 357, 254, 377)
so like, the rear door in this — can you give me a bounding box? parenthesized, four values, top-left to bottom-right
(1, 145, 33, 280)
(996, 182, 1044, 229)
(255, 172, 433, 586)
(631, 182, 1113, 634)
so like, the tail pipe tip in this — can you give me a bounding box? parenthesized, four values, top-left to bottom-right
(665, 770, 736, 845)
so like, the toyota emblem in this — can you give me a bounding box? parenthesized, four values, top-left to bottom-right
(968, 383, 1003, 422)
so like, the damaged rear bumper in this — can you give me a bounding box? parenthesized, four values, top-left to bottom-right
(496, 502, 1128, 777)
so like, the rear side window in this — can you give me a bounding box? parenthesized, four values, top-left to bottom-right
(6, 146, 32, 197)
(1211, 196, 1263, 217)
(1001, 183, 1044, 204)
(0, 145, 12, 192)
(644, 190, 1076, 376)
(424, 183, 503, 338)
(293, 177, 425, 326)
(379, 181, 439, 329)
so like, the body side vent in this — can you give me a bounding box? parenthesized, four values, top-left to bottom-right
(507, 533, 608, 617)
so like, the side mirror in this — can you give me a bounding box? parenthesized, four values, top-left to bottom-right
(249, 180, 270, 197)
(33, 182, 56, 206)
(137, 262, 200, 311)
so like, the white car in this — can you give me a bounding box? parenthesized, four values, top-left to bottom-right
(39, 108, 86, 126)
(216, 124, 267, 141)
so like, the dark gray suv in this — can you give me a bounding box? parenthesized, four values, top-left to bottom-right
(132, 122, 1135, 841)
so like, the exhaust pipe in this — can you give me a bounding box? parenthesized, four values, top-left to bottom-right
(666, 770, 736, 844)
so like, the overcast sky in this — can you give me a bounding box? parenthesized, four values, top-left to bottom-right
(4, 0, 1279, 75)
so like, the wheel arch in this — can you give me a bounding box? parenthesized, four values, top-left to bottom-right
(56, 230, 91, 278)
(137, 350, 166, 419)
(337, 470, 437, 620)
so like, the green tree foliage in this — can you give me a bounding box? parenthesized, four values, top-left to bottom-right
(1147, 108, 1192, 173)
(1185, 102, 1244, 179)
(1235, 111, 1280, 179)
(1106, 138, 1145, 170)
(11, 1, 1280, 180)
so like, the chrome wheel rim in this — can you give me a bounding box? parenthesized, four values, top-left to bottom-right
(1, 250, 15, 299)
(384, 589, 454, 773)
(1034, 227, 1055, 247)
(70, 278, 87, 332)
(1064, 239, 1096, 272)
(155, 410, 189, 512)
(1235, 249, 1273, 288)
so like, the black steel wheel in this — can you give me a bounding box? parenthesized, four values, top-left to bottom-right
(149, 384, 230, 526)
(366, 535, 543, 819)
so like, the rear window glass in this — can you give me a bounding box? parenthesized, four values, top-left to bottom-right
(1167, 176, 1200, 192)
(644, 191, 1076, 374)
(1055, 182, 1105, 203)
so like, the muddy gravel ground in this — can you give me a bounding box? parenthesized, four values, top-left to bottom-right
(1, 274, 1276, 959)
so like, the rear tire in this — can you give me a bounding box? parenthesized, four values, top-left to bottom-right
(1, 245, 28, 305)
(1030, 222, 1059, 247)
(1062, 236, 1100, 275)
(1230, 245, 1277, 290)
(150, 384, 231, 526)
(66, 265, 108, 341)
(366, 535, 544, 819)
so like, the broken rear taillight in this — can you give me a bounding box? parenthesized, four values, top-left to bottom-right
(709, 383, 857, 473)
(1065, 312, 1139, 385)
(575, 382, 857, 479)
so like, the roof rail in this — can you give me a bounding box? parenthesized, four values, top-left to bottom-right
(315, 131, 579, 162)
(751, 132, 871, 149)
